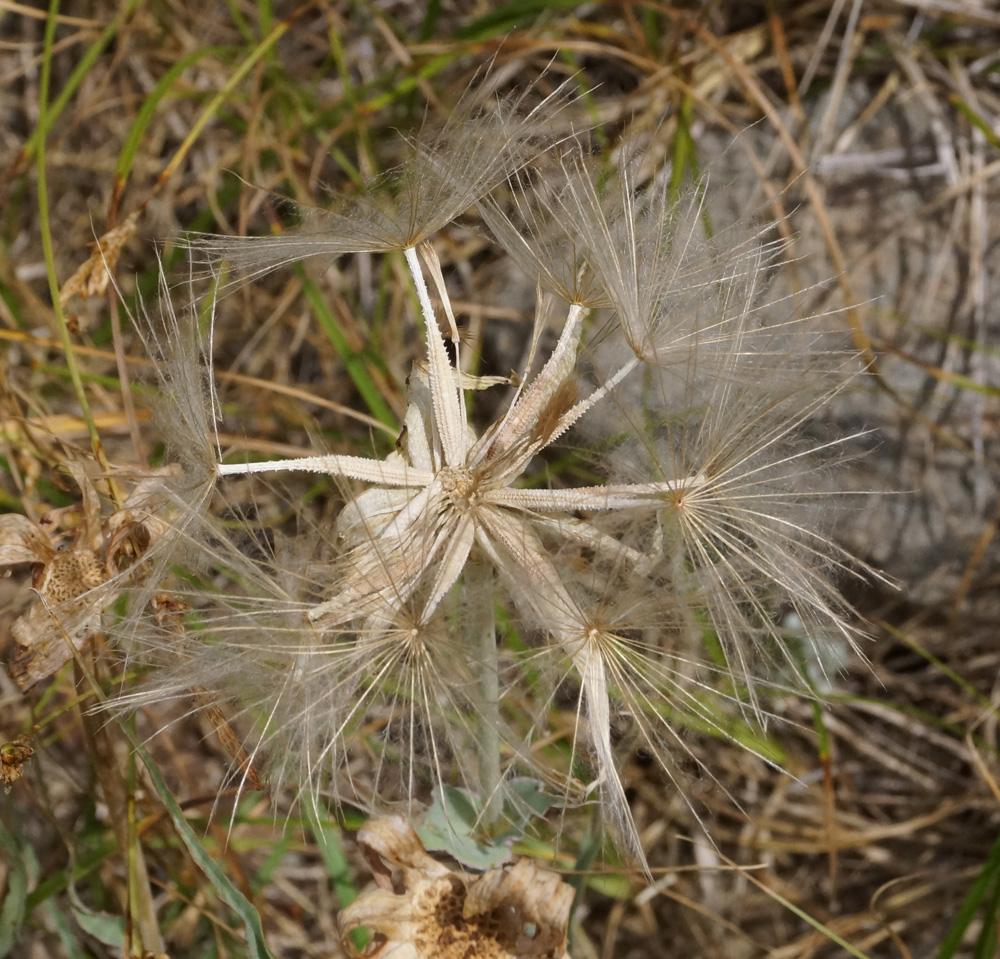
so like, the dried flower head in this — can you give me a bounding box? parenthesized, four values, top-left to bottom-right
(338, 816, 573, 959)
(1, 734, 34, 793)
(0, 462, 173, 690)
(118, 104, 877, 872)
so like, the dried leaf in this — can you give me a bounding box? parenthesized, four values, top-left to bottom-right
(0, 513, 55, 566)
(193, 687, 263, 791)
(59, 211, 141, 305)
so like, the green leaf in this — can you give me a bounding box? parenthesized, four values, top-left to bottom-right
(39, 901, 90, 959)
(419, 0, 443, 40)
(417, 786, 510, 870)
(21, 0, 143, 162)
(507, 778, 553, 822)
(950, 95, 1000, 151)
(304, 798, 368, 952)
(303, 797, 357, 908)
(669, 93, 700, 201)
(24, 839, 118, 912)
(973, 871, 1000, 959)
(70, 907, 125, 949)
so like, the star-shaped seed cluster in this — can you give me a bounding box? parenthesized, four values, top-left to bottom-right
(121, 89, 872, 869)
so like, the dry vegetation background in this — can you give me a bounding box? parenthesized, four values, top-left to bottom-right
(1, 1, 1000, 957)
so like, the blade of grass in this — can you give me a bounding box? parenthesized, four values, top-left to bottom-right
(24, 838, 118, 913)
(876, 339, 1000, 400)
(362, 53, 463, 112)
(879, 311, 1000, 360)
(419, 0, 443, 40)
(75, 659, 163, 955)
(303, 796, 369, 952)
(452, 0, 583, 40)
(256, 0, 275, 57)
(299, 271, 397, 430)
(66, 893, 125, 950)
(36, 0, 109, 476)
(708, 840, 875, 959)
(878, 620, 998, 714)
(112, 46, 224, 208)
(950, 95, 1000, 151)
(937, 832, 1000, 959)
(972, 870, 1000, 959)
(39, 902, 90, 959)
(811, 699, 840, 899)
(13, 0, 143, 172)
(303, 798, 357, 909)
(669, 92, 700, 200)
(151, 4, 311, 196)
(131, 738, 278, 959)
(64, 647, 278, 959)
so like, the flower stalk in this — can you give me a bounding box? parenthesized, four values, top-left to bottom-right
(466, 557, 502, 826)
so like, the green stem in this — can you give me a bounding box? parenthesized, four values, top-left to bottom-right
(467, 558, 501, 825)
(36, 0, 106, 470)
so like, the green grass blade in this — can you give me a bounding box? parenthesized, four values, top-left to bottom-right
(880, 620, 998, 714)
(937, 832, 1000, 959)
(131, 740, 277, 959)
(114, 46, 223, 188)
(257, 0, 275, 51)
(453, 0, 583, 39)
(810, 698, 831, 760)
(419, 0, 443, 40)
(362, 53, 462, 112)
(20, 0, 143, 163)
(36, 0, 105, 469)
(39, 902, 90, 959)
(950, 95, 1000, 151)
(766, 888, 873, 959)
(155, 13, 296, 189)
(303, 797, 368, 951)
(68, 904, 125, 949)
(724, 851, 874, 959)
(669, 93, 699, 200)
(24, 839, 118, 912)
(973, 870, 1000, 959)
(299, 272, 397, 429)
(304, 799, 357, 908)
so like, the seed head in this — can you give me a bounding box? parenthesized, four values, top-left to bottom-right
(119, 102, 880, 873)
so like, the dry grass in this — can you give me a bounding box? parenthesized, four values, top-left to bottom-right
(1, 2, 998, 957)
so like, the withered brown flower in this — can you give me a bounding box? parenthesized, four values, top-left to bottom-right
(1, 463, 169, 690)
(338, 816, 573, 959)
(0, 734, 34, 792)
